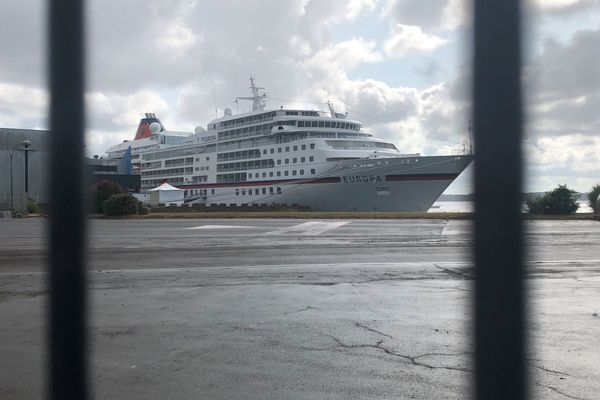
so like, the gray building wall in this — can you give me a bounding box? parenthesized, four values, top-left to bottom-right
(0, 128, 49, 212)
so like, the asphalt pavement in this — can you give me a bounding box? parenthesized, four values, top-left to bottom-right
(1, 218, 599, 399)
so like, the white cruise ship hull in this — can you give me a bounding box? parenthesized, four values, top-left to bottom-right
(185, 155, 473, 212)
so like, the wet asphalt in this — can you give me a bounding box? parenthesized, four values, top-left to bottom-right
(0, 218, 599, 399)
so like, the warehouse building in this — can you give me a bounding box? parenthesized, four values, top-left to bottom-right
(1, 128, 139, 215)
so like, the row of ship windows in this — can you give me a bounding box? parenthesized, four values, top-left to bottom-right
(185, 189, 213, 196)
(165, 157, 195, 167)
(142, 156, 211, 170)
(217, 111, 277, 128)
(143, 167, 194, 177)
(284, 111, 319, 116)
(218, 122, 278, 140)
(217, 169, 317, 183)
(249, 169, 316, 178)
(174, 131, 344, 155)
(142, 129, 370, 164)
(267, 143, 315, 153)
(296, 120, 360, 130)
(277, 156, 314, 164)
(146, 142, 317, 171)
(143, 129, 368, 165)
(216, 167, 317, 183)
(217, 144, 316, 162)
(142, 145, 216, 162)
(219, 117, 359, 133)
(217, 110, 331, 129)
(217, 156, 315, 172)
(218, 122, 360, 142)
(142, 177, 184, 187)
(141, 158, 318, 177)
(235, 187, 283, 196)
(176, 187, 286, 197)
(145, 141, 318, 171)
(217, 159, 274, 172)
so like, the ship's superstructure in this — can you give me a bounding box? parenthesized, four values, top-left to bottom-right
(106, 78, 473, 211)
(105, 113, 189, 174)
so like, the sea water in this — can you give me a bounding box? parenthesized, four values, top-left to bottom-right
(429, 200, 593, 213)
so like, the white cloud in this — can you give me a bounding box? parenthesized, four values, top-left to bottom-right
(347, 0, 379, 19)
(86, 90, 169, 132)
(0, 82, 47, 129)
(442, 0, 469, 29)
(529, 0, 597, 11)
(533, 0, 579, 9)
(309, 39, 383, 71)
(525, 28, 600, 139)
(383, 0, 467, 30)
(375, 118, 428, 154)
(156, 21, 200, 59)
(526, 135, 600, 173)
(384, 24, 447, 57)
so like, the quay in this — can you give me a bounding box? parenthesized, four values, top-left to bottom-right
(1, 218, 599, 399)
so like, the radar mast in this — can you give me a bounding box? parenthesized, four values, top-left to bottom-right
(326, 101, 336, 118)
(236, 75, 267, 112)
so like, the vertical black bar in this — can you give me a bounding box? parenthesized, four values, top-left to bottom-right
(473, 0, 526, 399)
(48, 0, 87, 399)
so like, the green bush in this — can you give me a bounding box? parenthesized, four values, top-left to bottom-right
(589, 184, 600, 211)
(91, 180, 125, 213)
(26, 199, 39, 214)
(102, 194, 140, 216)
(139, 204, 149, 215)
(526, 184, 579, 214)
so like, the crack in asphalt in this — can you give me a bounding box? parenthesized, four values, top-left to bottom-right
(433, 264, 473, 280)
(284, 306, 320, 315)
(537, 383, 590, 400)
(354, 322, 393, 339)
(325, 334, 472, 373)
(532, 364, 572, 377)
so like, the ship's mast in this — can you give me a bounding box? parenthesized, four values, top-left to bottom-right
(326, 101, 336, 118)
(236, 75, 267, 112)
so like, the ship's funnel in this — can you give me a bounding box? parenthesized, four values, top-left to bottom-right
(134, 113, 165, 140)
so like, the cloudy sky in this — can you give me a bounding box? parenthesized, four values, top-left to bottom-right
(1, 0, 599, 193)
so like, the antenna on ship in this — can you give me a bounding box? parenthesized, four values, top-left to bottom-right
(326, 100, 347, 119)
(236, 74, 268, 112)
(326, 101, 336, 118)
(212, 86, 218, 118)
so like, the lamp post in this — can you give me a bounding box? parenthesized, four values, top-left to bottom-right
(9, 140, 31, 216)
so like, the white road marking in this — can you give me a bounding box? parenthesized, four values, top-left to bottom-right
(184, 224, 258, 230)
(266, 221, 350, 236)
(441, 220, 469, 236)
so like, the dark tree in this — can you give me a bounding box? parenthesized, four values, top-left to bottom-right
(526, 184, 579, 214)
(90, 180, 124, 213)
(102, 194, 140, 216)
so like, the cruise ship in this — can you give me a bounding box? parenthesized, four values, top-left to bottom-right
(106, 77, 473, 211)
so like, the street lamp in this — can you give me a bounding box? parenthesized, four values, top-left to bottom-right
(9, 140, 31, 216)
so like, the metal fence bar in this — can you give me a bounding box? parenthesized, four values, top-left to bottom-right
(48, 0, 87, 399)
(473, 0, 526, 399)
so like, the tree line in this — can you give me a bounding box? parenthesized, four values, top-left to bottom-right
(526, 184, 600, 215)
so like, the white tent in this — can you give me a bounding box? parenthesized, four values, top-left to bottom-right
(149, 183, 184, 206)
